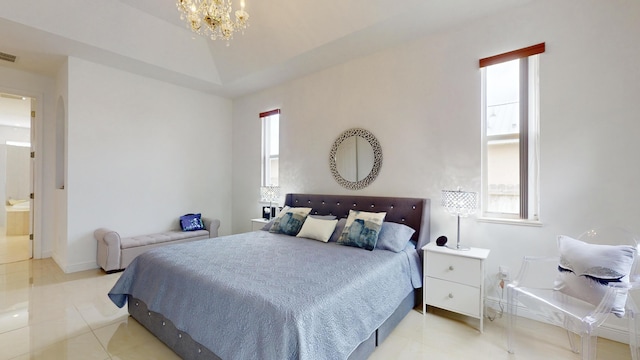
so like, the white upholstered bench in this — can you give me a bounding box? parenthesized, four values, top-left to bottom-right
(95, 218, 220, 273)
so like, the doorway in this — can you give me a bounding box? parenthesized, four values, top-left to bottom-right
(0, 92, 33, 264)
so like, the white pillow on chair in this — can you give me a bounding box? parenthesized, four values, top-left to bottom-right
(553, 235, 635, 317)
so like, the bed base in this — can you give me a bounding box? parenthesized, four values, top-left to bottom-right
(128, 290, 415, 360)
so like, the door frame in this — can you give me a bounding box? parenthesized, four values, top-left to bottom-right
(0, 87, 43, 259)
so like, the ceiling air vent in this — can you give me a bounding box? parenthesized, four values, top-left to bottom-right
(0, 51, 17, 63)
(0, 93, 24, 100)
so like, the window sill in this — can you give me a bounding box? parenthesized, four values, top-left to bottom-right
(476, 217, 542, 227)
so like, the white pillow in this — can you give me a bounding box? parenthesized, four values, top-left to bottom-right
(296, 217, 338, 242)
(553, 235, 635, 317)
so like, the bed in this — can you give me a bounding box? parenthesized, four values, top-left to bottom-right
(108, 193, 431, 359)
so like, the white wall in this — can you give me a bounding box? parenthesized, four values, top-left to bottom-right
(62, 57, 233, 272)
(232, 0, 640, 338)
(1, 57, 234, 272)
(53, 60, 69, 268)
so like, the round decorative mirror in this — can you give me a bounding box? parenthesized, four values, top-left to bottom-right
(329, 128, 382, 190)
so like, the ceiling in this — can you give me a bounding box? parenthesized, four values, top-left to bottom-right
(0, 0, 532, 99)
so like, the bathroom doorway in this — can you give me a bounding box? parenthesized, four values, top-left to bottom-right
(0, 92, 33, 264)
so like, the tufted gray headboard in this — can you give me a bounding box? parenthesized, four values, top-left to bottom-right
(284, 193, 431, 251)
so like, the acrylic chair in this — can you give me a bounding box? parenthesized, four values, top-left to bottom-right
(506, 227, 640, 360)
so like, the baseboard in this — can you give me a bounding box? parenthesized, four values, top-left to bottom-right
(51, 252, 63, 271)
(63, 260, 99, 273)
(485, 296, 629, 344)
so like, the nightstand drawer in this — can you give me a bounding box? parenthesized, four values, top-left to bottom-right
(426, 251, 481, 287)
(425, 277, 481, 317)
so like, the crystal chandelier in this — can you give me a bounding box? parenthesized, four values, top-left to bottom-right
(176, 0, 249, 42)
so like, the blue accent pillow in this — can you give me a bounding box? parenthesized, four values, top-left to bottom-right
(337, 210, 386, 251)
(261, 218, 276, 231)
(180, 213, 205, 231)
(375, 222, 416, 252)
(262, 214, 331, 231)
(328, 218, 347, 242)
(270, 211, 310, 236)
(281, 213, 305, 235)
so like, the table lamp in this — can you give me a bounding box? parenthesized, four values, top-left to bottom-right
(260, 185, 280, 220)
(441, 188, 478, 251)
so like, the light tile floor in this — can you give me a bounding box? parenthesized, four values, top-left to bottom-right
(0, 230, 30, 264)
(0, 258, 632, 359)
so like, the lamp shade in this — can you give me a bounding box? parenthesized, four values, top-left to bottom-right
(441, 189, 478, 217)
(260, 185, 280, 203)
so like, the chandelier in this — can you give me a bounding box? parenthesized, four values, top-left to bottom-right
(176, 0, 249, 42)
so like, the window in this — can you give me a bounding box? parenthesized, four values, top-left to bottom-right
(260, 109, 280, 186)
(480, 43, 544, 221)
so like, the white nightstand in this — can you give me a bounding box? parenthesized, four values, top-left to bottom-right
(422, 242, 490, 332)
(251, 218, 269, 231)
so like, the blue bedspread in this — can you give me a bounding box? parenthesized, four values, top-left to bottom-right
(109, 231, 422, 360)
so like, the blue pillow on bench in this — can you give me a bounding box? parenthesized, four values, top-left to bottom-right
(180, 213, 205, 231)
